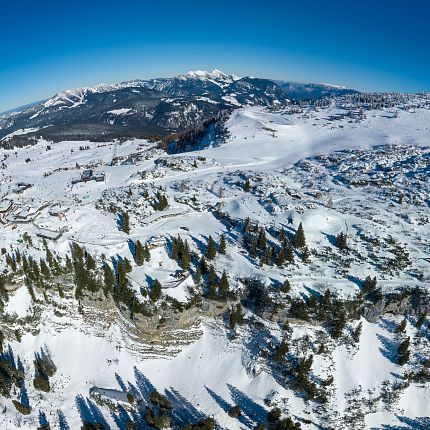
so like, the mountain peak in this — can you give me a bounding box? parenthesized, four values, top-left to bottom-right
(180, 69, 241, 81)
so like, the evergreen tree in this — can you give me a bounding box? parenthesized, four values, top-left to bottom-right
(257, 228, 267, 250)
(301, 246, 310, 263)
(397, 337, 410, 366)
(40, 260, 50, 279)
(103, 263, 115, 293)
(218, 270, 229, 299)
(362, 276, 377, 295)
(206, 236, 217, 260)
(244, 217, 251, 234)
(331, 307, 346, 339)
(277, 247, 286, 266)
(171, 238, 179, 260)
(86, 254, 96, 270)
(285, 242, 294, 264)
(135, 240, 144, 266)
(274, 339, 289, 363)
(395, 318, 407, 333)
(144, 243, 151, 261)
(279, 228, 286, 242)
(229, 304, 244, 329)
(124, 258, 132, 273)
(243, 178, 251, 192)
(294, 223, 306, 249)
(199, 256, 208, 274)
(352, 321, 362, 343)
(150, 279, 162, 302)
(415, 313, 427, 329)
(336, 232, 348, 250)
(64, 255, 73, 273)
(207, 266, 217, 299)
(122, 211, 130, 234)
(219, 235, 226, 255)
(281, 279, 291, 293)
(117, 260, 128, 292)
(181, 240, 190, 270)
(194, 267, 202, 284)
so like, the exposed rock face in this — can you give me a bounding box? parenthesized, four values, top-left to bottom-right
(363, 287, 430, 322)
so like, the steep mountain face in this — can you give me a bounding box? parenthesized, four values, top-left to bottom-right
(0, 71, 356, 145)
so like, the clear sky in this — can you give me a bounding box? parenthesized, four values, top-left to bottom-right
(1, 0, 429, 112)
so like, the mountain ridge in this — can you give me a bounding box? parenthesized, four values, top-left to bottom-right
(0, 70, 358, 145)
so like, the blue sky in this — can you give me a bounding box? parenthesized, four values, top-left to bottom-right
(1, 0, 429, 112)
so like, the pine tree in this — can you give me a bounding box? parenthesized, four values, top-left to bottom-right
(352, 321, 362, 343)
(336, 232, 348, 250)
(279, 228, 286, 242)
(285, 242, 294, 264)
(194, 267, 202, 284)
(206, 236, 217, 260)
(244, 217, 251, 234)
(122, 211, 130, 234)
(301, 246, 310, 263)
(103, 263, 115, 293)
(243, 178, 251, 192)
(171, 238, 179, 260)
(397, 337, 410, 366)
(144, 243, 151, 261)
(229, 304, 244, 329)
(294, 222, 306, 248)
(135, 240, 144, 266)
(257, 228, 267, 250)
(219, 235, 226, 255)
(117, 260, 128, 292)
(331, 307, 346, 339)
(218, 270, 229, 299)
(274, 339, 289, 363)
(362, 276, 377, 295)
(395, 318, 407, 333)
(277, 247, 286, 266)
(40, 260, 50, 279)
(150, 279, 162, 302)
(124, 258, 132, 273)
(199, 256, 208, 274)
(86, 254, 96, 270)
(281, 279, 291, 293)
(181, 240, 190, 270)
(415, 313, 427, 329)
(64, 255, 73, 273)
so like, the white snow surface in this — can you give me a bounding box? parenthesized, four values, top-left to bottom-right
(0, 104, 429, 429)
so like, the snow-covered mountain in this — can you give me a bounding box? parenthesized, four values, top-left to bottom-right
(0, 70, 357, 145)
(0, 93, 429, 429)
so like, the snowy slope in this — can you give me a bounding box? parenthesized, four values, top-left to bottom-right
(0, 102, 428, 429)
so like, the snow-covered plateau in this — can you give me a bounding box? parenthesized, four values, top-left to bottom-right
(0, 101, 429, 429)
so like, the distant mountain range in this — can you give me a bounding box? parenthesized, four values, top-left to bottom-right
(0, 70, 357, 145)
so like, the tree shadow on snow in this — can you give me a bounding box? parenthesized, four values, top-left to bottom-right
(115, 372, 127, 391)
(76, 394, 111, 429)
(227, 384, 267, 425)
(206, 386, 254, 428)
(57, 410, 70, 430)
(133, 367, 156, 400)
(39, 411, 50, 428)
(376, 333, 398, 364)
(128, 239, 136, 258)
(165, 386, 206, 428)
(379, 317, 400, 333)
